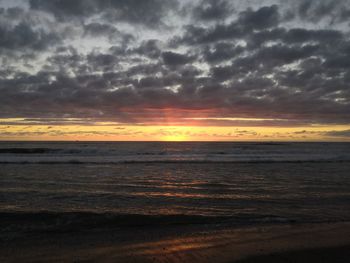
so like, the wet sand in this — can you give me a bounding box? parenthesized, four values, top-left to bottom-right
(1, 222, 350, 262)
(235, 245, 350, 263)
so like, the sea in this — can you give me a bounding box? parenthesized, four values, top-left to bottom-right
(1, 141, 350, 234)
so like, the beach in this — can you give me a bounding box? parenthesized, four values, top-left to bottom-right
(1, 221, 350, 262)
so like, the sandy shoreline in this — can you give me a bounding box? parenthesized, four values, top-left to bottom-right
(235, 245, 350, 263)
(1, 222, 350, 262)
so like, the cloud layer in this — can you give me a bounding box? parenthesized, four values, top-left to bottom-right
(0, 0, 350, 126)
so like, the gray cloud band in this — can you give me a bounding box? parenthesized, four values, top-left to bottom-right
(0, 0, 349, 125)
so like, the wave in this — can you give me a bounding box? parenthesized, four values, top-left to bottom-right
(3, 210, 348, 237)
(1, 142, 350, 163)
(1, 159, 350, 164)
(0, 211, 302, 233)
(0, 148, 97, 154)
(0, 149, 298, 156)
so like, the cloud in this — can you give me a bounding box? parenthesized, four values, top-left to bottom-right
(162, 51, 195, 66)
(0, 22, 60, 51)
(0, 0, 349, 128)
(238, 5, 279, 30)
(178, 5, 280, 45)
(202, 42, 244, 63)
(192, 0, 233, 21)
(83, 23, 134, 43)
(324, 130, 350, 137)
(295, 0, 349, 23)
(29, 0, 177, 26)
(132, 39, 162, 59)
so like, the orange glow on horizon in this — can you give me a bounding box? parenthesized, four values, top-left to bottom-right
(1, 119, 350, 141)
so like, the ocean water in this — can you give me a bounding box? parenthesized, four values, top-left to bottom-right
(1, 142, 350, 233)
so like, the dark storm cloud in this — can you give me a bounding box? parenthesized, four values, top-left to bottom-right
(0, 22, 60, 51)
(192, 0, 233, 21)
(282, 28, 343, 44)
(238, 5, 279, 30)
(29, 0, 176, 26)
(29, 0, 97, 18)
(177, 23, 244, 45)
(296, 0, 350, 23)
(84, 23, 118, 38)
(208, 43, 319, 79)
(254, 44, 320, 65)
(132, 40, 162, 59)
(162, 51, 195, 66)
(178, 5, 280, 45)
(86, 53, 119, 72)
(0, 0, 350, 126)
(202, 42, 244, 63)
(324, 54, 350, 69)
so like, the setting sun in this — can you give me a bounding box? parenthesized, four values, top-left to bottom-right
(162, 134, 188, 141)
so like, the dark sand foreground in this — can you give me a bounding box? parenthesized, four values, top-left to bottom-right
(1, 222, 350, 263)
(235, 245, 350, 263)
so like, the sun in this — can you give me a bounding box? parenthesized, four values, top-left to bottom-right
(161, 134, 188, 141)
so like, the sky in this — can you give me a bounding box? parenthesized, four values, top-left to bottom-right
(0, 0, 350, 141)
